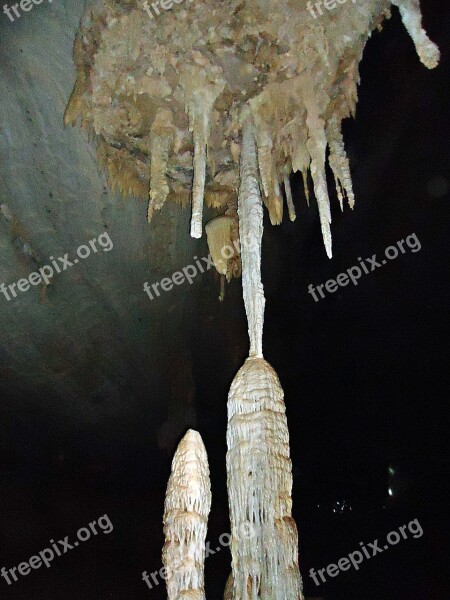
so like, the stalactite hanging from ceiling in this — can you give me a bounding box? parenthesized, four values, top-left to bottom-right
(65, 0, 439, 257)
(65, 2, 440, 597)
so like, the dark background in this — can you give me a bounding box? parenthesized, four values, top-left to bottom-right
(0, 2, 449, 599)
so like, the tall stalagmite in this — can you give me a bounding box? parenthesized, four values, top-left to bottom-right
(226, 114, 303, 599)
(163, 429, 211, 600)
(63, 2, 440, 596)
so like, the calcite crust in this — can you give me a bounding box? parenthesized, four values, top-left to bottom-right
(66, 0, 439, 255)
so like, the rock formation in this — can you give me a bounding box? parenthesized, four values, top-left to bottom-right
(226, 115, 303, 599)
(63, 1, 440, 597)
(163, 429, 211, 600)
(65, 0, 439, 257)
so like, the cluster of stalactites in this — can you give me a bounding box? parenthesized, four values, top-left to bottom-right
(163, 430, 211, 600)
(178, 1, 439, 260)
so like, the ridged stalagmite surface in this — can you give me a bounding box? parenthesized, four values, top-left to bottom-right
(163, 429, 211, 600)
(226, 117, 303, 599)
(227, 357, 303, 599)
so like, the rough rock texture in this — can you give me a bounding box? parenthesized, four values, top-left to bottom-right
(163, 429, 211, 600)
(226, 118, 303, 599)
(224, 573, 234, 600)
(66, 0, 439, 256)
(227, 357, 303, 599)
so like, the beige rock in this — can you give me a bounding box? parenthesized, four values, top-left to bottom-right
(163, 430, 211, 600)
(225, 116, 303, 599)
(66, 0, 439, 256)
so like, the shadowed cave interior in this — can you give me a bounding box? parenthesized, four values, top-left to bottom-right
(0, 1, 449, 599)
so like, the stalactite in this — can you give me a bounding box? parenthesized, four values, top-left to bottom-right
(251, 106, 284, 226)
(301, 169, 310, 207)
(392, 0, 440, 69)
(327, 116, 355, 211)
(219, 273, 226, 302)
(284, 176, 297, 222)
(205, 215, 234, 278)
(306, 111, 333, 259)
(226, 112, 303, 599)
(186, 81, 225, 239)
(237, 112, 265, 359)
(163, 429, 211, 600)
(147, 109, 174, 222)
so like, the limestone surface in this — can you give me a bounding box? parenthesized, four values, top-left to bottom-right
(66, 0, 439, 256)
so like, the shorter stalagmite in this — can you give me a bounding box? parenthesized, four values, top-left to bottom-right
(163, 429, 211, 600)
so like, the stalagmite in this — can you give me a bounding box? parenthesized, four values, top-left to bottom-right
(284, 177, 297, 222)
(148, 109, 175, 222)
(163, 429, 211, 600)
(226, 113, 303, 599)
(224, 573, 234, 600)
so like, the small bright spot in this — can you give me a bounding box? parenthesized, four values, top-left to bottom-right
(388, 487, 393, 496)
(388, 466, 395, 476)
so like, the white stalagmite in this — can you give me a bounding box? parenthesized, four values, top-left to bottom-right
(163, 429, 211, 600)
(226, 112, 304, 599)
